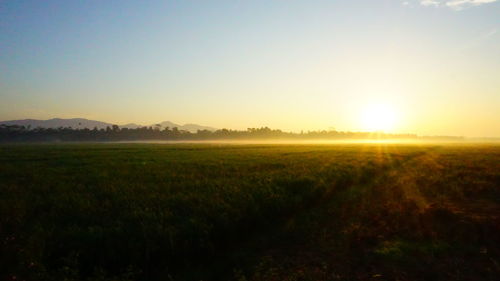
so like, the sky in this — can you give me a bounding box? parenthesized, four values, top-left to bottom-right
(1, 0, 499, 137)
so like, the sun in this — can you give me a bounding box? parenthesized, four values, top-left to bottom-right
(360, 103, 397, 132)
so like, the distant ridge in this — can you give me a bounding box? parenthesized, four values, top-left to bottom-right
(120, 123, 142, 129)
(0, 118, 111, 130)
(0, 118, 217, 133)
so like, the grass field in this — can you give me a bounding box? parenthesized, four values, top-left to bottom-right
(1, 143, 499, 281)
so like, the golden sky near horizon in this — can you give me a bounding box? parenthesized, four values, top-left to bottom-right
(1, 1, 499, 137)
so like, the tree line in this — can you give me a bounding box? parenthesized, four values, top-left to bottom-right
(0, 124, 461, 142)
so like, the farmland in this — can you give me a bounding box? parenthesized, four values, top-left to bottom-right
(1, 143, 499, 281)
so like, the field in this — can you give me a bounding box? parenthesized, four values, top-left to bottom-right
(1, 143, 499, 281)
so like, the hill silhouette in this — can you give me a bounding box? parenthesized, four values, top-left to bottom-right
(0, 118, 217, 133)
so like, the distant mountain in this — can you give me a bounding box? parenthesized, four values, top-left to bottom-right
(180, 123, 217, 132)
(0, 118, 112, 129)
(120, 123, 142, 129)
(157, 121, 180, 129)
(156, 121, 217, 132)
(0, 118, 217, 132)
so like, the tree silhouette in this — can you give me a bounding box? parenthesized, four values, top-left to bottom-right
(0, 124, 457, 143)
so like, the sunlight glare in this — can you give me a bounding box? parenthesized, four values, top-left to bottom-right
(360, 103, 397, 132)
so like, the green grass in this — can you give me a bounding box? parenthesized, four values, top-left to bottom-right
(1, 143, 499, 281)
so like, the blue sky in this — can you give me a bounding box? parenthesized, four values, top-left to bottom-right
(1, 0, 499, 136)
